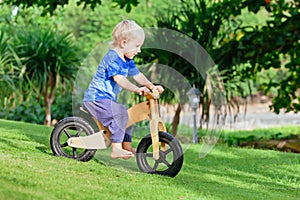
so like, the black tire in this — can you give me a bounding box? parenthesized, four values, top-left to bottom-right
(136, 132, 184, 177)
(50, 116, 96, 162)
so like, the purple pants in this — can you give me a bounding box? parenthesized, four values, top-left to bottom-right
(83, 99, 133, 143)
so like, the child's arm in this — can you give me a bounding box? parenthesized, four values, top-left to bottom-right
(113, 75, 149, 95)
(132, 72, 154, 90)
(133, 73, 164, 93)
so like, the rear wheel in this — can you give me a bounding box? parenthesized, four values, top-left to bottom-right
(136, 132, 183, 177)
(50, 117, 96, 161)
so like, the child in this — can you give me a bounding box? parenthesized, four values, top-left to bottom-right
(83, 20, 164, 159)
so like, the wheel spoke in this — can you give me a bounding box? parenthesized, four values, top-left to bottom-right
(76, 128, 83, 137)
(72, 148, 77, 158)
(161, 158, 171, 167)
(153, 161, 159, 171)
(60, 142, 68, 148)
(163, 148, 172, 155)
(63, 129, 72, 138)
(160, 150, 172, 167)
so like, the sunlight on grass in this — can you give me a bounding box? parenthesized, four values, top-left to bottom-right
(0, 119, 300, 200)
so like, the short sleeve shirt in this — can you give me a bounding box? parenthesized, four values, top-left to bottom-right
(83, 49, 140, 102)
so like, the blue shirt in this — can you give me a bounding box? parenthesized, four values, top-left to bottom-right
(83, 49, 140, 102)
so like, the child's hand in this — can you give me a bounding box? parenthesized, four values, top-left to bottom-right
(151, 85, 164, 94)
(136, 86, 150, 96)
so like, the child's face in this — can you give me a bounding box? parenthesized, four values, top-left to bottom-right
(123, 34, 145, 59)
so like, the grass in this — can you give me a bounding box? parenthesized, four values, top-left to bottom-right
(0, 119, 300, 200)
(222, 125, 300, 139)
(220, 125, 300, 146)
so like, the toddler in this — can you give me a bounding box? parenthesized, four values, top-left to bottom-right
(83, 20, 163, 159)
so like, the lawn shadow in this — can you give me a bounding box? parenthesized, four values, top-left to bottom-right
(173, 145, 300, 200)
(0, 119, 52, 153)
(92, 145, 140, 173)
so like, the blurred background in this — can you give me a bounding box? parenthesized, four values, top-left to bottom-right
(0, 0, 299, 135)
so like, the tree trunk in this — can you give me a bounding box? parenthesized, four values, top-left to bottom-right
(44, 98, 52, 126)
(44, 73, 55, 126)
(200, 94, 211, 130)
(171, 104, 181, 136)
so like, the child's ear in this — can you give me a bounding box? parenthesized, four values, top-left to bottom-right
(120, 39, 127, 48)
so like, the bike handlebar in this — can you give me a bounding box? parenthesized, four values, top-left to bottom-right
(143, 90, 160, 100)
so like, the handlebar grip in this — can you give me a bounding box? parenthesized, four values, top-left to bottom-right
(151, 90, 160, 99)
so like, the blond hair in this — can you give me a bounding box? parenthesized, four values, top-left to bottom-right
(111, 20, 144, 47)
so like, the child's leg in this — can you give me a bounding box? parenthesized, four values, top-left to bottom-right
(83, 100, 133, 159)
(122, 127, 136, 154)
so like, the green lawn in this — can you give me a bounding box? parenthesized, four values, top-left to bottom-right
(0, 119, 299, 200)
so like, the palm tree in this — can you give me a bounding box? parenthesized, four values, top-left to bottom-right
(140, 0, 254, 134)
(12, 27, 80, 126)
(0, 30, 18, 109)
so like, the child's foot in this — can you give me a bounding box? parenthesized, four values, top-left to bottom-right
(130, 148, 136, 155)
(123, 147, 136, 155)
(110, 148, 134, 159)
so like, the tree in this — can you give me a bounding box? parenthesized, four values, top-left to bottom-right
(139, 0, 249, 134)
(0, 31, 15, 107)
(0, 0, 176, 124)
(1, 0, 139, 15)
(11, 27, 80, 126)
(0, 30, 28, 109)
(141, 0, 300, 136)
(58, 0, 159, 56)
(214, 0, 300, 113)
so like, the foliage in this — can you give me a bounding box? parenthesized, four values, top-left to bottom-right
(58, 0, 174, 57)
(10, 26, 80, 125)
(0, 102, 45, 124)
(51, 91, 74, 121)
(112, 0, 139, 13)
(148, 0, 299, 135)
(1, 0, 140, 15)
(0, 92, 73, 125)
(0, 30, 26, 109)
(139, 0, 254, 133)
(0, 0, 177, 124)
(1, 0, 298, 127)
(0, 6, 76, 124)
(215, 0, 300, 113)
(1, 119, 300, 199)
(0, 31, 14, 106)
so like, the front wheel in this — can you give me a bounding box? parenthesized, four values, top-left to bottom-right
(50, 116, 96, 161)
(136, 132, 184, 177)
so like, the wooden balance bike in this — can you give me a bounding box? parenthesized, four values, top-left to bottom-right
(50, 91, 183, 177)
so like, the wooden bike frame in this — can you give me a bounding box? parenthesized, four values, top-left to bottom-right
(68, 92, 166, 160)
(126, 92, 166, 160)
